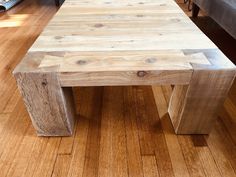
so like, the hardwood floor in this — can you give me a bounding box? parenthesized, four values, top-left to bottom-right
(0, 0, 235, 177)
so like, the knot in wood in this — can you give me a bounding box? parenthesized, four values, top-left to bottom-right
(146, 57, 156, 63)
(136, 14, 144, 17)
(55, 36, 63, 40)
(94, 23, 104, 28)
(41, 80, 48, 86)
(137, 71, 147, 77)
(77, 60, 87, 65)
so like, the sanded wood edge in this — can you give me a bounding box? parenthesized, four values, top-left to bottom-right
(14, 71, 76, 136)
(168, 69, 236, 134)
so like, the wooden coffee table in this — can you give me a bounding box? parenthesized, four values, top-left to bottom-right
(13, 0, 236, 136)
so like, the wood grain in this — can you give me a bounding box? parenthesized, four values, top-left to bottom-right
(13, 0, 236, 135)
(1, 0, 236, 176)
(14, 72, 75, 136)
(169, 70, 236, 134)
(142, 156, 160, 177)
(52, 155, 72, 177)
(124, 87, 144, 177)
(152, 86, 190, 177)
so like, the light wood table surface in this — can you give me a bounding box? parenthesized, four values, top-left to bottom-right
(13, 0, 236, 136)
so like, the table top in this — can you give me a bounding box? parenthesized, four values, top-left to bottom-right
(14, 0, 235, 86)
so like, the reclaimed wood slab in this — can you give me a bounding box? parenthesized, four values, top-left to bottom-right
(13, 0, 236, 136)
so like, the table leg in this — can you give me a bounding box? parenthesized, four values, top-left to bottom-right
(14, 72, 75, 136)
(168, 70, 235, 134)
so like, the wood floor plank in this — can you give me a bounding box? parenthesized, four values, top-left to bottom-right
(178, 136, 206, 177)
(52, 155, 72, 177)
(190, 134, 222, 177)
(110, 87, 129, 177)
(57, 131, 76, 155)
(6, 125, 38, 177)
(23, 138, 49, 177)
(98, 88, 113, 177)
(2, 89, 21, 113)
(82, 87, 103, 177)
(196, 147, 222, 177)
(206, 119, 236, 177)
(66, 118, 89, 177)
(224, 96, 236, 124)
(228, 81, 236, 106)
(0, 100, 30, 177)
(144, 87, 174, 177)
(30, 137, 61, 177)
(66, 87, 93, 177)
(224, 98, 236, 122)
(98, 87, 129, 177)
(123, 86, 144, 177)
(0, 113, 10, 134)
(0, 78, 18, 113)
(58, 119, 77, 155)
(142, 155, 160, 177)
(134, 86, 155, 155)
(0, 0, 57, 113)
(218, 105, 236, 145)
(152, 86, 190, 177)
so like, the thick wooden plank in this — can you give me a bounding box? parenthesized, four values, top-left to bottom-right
(169, 70, 236, 134)
(14, 72, 75, 136)
(39, 51, 209, 71)
(60, 70, 192, 86)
